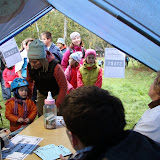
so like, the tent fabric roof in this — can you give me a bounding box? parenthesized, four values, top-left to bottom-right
(0, 0, 159, 71)
(0, 0, 52, 45)
(47, 0, 160, 71)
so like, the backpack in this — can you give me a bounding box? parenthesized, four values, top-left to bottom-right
(69, 47, 85, 58)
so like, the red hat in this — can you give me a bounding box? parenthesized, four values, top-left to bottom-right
(85, 49, 96, 58)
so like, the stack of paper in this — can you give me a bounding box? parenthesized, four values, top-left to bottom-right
(34, 144, 71, 160)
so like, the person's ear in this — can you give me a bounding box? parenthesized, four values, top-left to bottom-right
(71, 132, 79, 147)
(67, 130, 79, 149)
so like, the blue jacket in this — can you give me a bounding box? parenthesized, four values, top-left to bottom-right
(44, 43, 62, 62)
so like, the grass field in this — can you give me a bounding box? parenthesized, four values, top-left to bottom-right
(0, 60, 156, 130)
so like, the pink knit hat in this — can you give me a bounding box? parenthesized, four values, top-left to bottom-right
(85, 49, 96, 58)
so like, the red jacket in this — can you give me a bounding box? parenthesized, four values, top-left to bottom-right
(65, 64, 81, 92)
(61, 45, 85, 71)
(26, 51, 67, 108)
(5, 98, 37, 132)
(2, 66, 18, 88)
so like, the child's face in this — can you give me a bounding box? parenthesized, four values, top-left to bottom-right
(69, 56, 76, 66)
(72, 36, 81, 46)
(18, 86, 28, 99)
(86, 55, 95, 64)
(57, 43, 63, 50)
(41, 35, 51, 46)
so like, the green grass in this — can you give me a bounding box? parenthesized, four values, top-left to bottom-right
(0, 60, 157, 131)
(102, 61, 156, 130)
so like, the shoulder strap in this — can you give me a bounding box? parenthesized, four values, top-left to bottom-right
(69, 48, 73, 55)
(53, 53, 61, 64)
(82, 47, 85, 58)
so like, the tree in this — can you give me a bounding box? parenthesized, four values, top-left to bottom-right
(15, 9, 111, 55)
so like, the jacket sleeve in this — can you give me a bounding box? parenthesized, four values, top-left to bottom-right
(53, 64, 67, 108)
(95, 68, 102, 88)
(65, 66, 74, 92)
(2, 69, 8, 82)
(5, 101, 19, 123)
(77, 68, 84, 87)
(26, 66, 34, 98)
(61, 49, 70, 71)
(27, 99, 37, 121)
(56, 47, 63, 61)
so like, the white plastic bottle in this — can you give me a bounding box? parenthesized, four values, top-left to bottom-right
(43, 91, 57, 129)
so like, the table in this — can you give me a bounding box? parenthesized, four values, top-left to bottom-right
(17, 116, 74, 159)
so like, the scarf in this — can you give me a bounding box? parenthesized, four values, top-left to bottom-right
(85, 63, 95, 68)
(148, 99, 160, 109)
(11, 97, 28, 119)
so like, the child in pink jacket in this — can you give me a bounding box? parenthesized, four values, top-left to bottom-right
(61, 32, 86, 71)
(65, 51, 82, 93)
(3, 65, 18, 98)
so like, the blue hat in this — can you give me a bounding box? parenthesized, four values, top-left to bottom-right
(56, 38, 65, 44)
(71, 51, 82, 63)
(11, 78, 28, 91)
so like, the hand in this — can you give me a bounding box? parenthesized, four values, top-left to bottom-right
(8, 81, 12, 85)
(24, 118, 30, 123)
(17, 117, 24, 123)
(60, 154, 67, 160)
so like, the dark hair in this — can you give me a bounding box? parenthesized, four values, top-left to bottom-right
(41, 31, 52, 40)
(25, 38, 33, 46)
(153, 71, 160, 96)
(61, 86, 126, 146)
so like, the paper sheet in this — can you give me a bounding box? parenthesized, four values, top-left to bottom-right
(104, 48, 125, 78)
(2, 134, 43, 160)
(0, 38, 22, 68)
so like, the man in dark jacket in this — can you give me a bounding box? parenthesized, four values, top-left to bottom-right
(60, 86, 160, 160)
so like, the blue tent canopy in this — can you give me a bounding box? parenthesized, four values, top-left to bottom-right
(0, 0, 159, 71)
(0, 0, 52, 45)
(47, 0, 160, 71)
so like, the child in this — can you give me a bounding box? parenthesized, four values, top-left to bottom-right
(41, 31, 62, 63)
(65, 51, 82, 93)
(61, 32, 86, 71)
(5, 78, 37, 132)
(2, 65, 19, 99)
(98, 58, 102, 67)
(60, 86, 160, 160)
(56, 38, 67, 55)
(77, 49, 102, 88)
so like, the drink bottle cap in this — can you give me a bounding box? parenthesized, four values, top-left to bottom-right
(44, 91, 55, 105)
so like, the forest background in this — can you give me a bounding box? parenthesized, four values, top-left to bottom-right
(15, 9, 112, 50)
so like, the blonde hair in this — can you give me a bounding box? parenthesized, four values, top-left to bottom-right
(39, 59, 49, 72)
(20, 38, 33, 52)
(153, 71, 160, 95)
